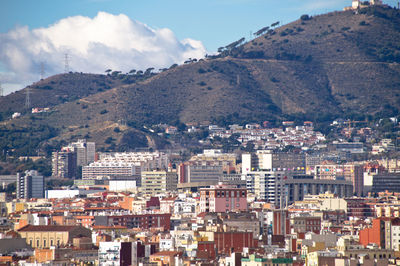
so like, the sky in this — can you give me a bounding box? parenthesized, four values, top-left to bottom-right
(0, 0, 398, 95)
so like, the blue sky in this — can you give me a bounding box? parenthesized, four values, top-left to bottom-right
(5, 0, 399, 51)
(0, 0, 398, 94)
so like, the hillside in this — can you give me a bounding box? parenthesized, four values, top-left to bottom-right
(112, 6, 400, 125)
(1, 5, 400, 153)
(0, 71, 155, 120)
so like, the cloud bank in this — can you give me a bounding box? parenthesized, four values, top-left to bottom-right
(0, 12, 207, 94)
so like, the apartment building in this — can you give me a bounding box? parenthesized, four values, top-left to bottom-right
(242, 150, 306, 175)
(199, 184, 247, 213)
(141, 170, 178, 195)
(17, 170, 44, 199)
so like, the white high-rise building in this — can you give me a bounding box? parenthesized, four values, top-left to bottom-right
(245, 170, 285, 207)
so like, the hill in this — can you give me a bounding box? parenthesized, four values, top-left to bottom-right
(0, 71, 155, 120)
(1, 5, 400, 154)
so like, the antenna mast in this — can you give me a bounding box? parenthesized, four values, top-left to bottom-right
(64, 53, 70, 73)
(0, 82, 3, 97)
(25, 87, 31, 109)
(40, 62, 45, 80)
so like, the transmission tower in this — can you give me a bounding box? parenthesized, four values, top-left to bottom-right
(64, 53, 70, 73)
(25, 87, 31, 109)
(40, 62, 45, 80)
(0, 82, 3, 97)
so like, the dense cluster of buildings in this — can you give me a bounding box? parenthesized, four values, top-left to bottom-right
(3, 112, 400, 265)
(208, 122, 325, 150)
(1, 141, 400, 265)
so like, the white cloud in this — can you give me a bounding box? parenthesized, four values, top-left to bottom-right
(0, 12, 207, 94)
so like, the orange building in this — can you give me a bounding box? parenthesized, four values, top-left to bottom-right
(119, 196, 135, 211)
(74, 215, 95, 228)
(359, 218, 391, 248)
(34, 249, 54, 263)
(150, 251, 182, 266)
(51, 215, 77, 226)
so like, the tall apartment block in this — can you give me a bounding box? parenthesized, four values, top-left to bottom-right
(17, 170, 44, 199)
(52, 151, 77, 178)
(52, 139, 95, 179)
(68, 139, 95, 166)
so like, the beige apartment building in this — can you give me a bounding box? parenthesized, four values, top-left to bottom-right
(141, 170, 178, 195)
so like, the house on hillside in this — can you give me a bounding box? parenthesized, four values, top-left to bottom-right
(344, 0, 383, 10)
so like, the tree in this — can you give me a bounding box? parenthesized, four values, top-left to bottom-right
(254, 26, 270, 36)
(105, 69, 112, 74)
(145, 67, 155, 75)
(225, 37, 245, 50)
(300, 14, 311, 21)
(271, 21, 280, 27)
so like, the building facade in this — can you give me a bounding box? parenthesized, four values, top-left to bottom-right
(285, 176, 354, 204)
(17, 170, 44, 199)
(52, 151, 77, 178)
(372, 173, 400, 193)
(17, 225, 91, 249)
(245, 170, 285, 207)
(199, 185, 247, 213)
(141, 170, 178, 195)
(242, 150, 306, 175)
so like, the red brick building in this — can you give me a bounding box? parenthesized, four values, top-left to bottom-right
(214, 232, 258, 255)
(291, 216, 321, 234)
(95, 214, 171, 231)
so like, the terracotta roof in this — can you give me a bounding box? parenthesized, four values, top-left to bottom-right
(150, 251, 183, 256)
(161, 197, 177, 201)
(92, 225, 127, 230)
(17, 225, 80, 232)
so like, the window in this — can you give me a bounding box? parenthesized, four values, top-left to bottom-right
(51, 240, 53, 246)
(37, 240, 40, 247)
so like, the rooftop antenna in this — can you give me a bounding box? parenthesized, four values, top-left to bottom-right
(25, 87, 31, 109)
(64, 53, 70, 73)
(40, 62, 45, 80)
